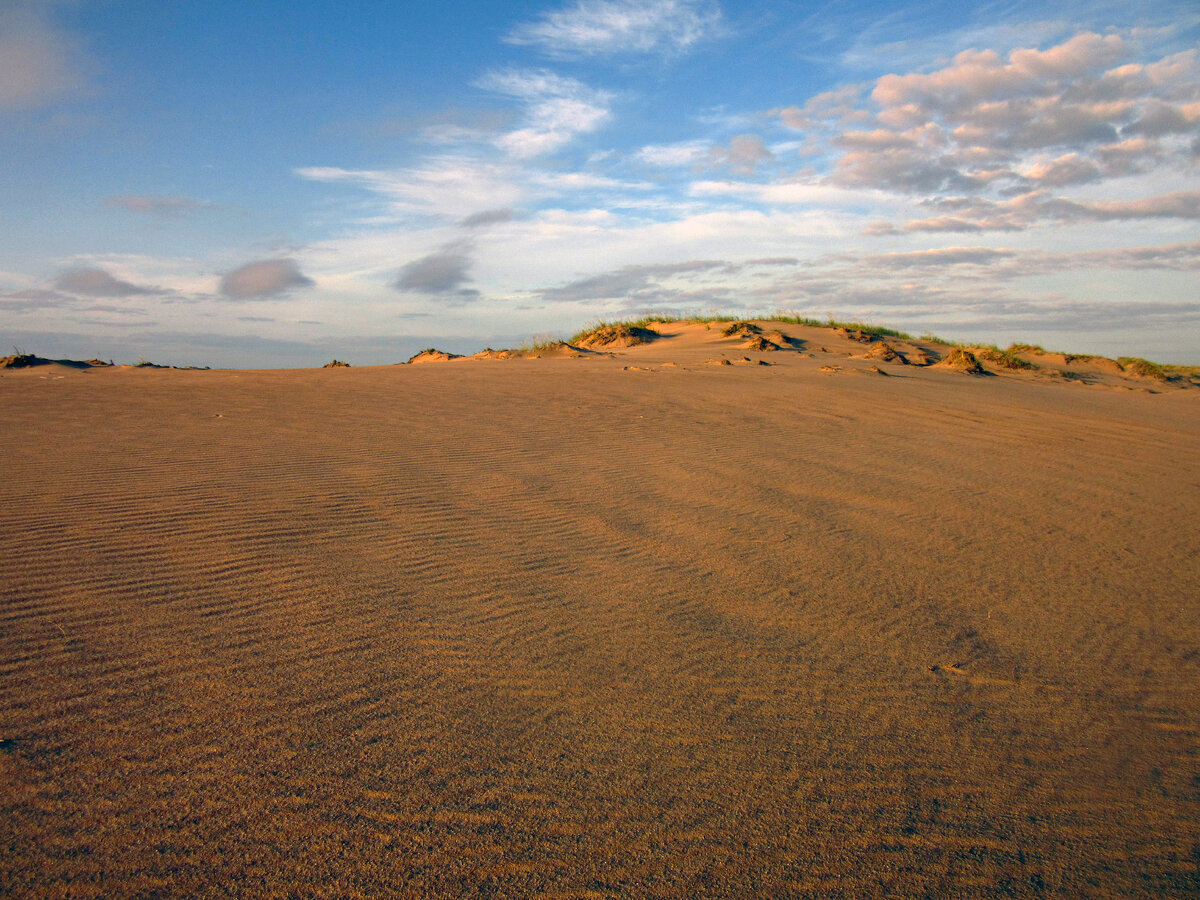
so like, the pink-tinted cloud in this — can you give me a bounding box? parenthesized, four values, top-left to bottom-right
(219, 259, 314, 299)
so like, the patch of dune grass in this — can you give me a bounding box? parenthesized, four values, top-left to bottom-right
(1118, 357, 1169, 380)
(563, 315, 1194, 374)
(973, 345, 1038, 370)
(770, 314, 914, 339)
(570, 320, 661, 346)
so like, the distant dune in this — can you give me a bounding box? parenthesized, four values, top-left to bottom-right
(2, 319, 1198, 897)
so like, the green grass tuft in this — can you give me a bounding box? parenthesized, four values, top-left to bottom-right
(1117, 357, 1168, 380)
(973, 345, 1038, 370)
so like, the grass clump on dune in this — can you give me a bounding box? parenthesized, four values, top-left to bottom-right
(772, 314, 914, 340)
(973, 345, 1038, 370)
(1117, 357, 1169, 381)
(571, 320, 661, 347)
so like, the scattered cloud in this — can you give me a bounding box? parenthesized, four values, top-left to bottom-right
(296, 160, 526, 220)
(54, 267, 154, 297)
(219, 259, 314, 298)
(459, 208, 519, 228)
(870, 188, 1200, 234)
(861, 247, 1017, 268)
(708, 134, 773, 174)
(105, 195, 214, 217)
(535, 259, 729, 303)
(636, 139, 710, 167)
(0, 4, 87, 111)
(394, 241, 477, 297)
(476, 68, 611, 158)
(505, 0, 722, 58)
(0, 287, 73, 310)
(766, 33, 1200, 235)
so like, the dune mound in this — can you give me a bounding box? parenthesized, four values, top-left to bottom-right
(575, 323, 658, 348)
(470, 348, 518, 360)
(864, 342, 906, 364)
(721, 321, 762, 337)
(407, 349, 462, 364)
(0, 354, 48, 369)
(0, 354, 113, 370)
(765, 330, 798, 348)
(836, 327, 876, 343)
(936, 348, 985, 374)
(743, 336, 782, 352)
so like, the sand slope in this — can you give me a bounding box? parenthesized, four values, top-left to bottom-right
(2, 322, 1199, 897)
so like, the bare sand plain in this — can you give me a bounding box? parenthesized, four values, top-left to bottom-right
(2, 321, 1199, 897)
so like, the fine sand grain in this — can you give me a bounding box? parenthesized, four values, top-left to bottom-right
(2, 321, 1199, 897)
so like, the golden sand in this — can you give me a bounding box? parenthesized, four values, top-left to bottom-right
(2, 322, 1198, 897)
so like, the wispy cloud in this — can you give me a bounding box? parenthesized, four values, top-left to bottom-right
(295, 160, 526, 220)
(105, 195, 215, 218)
(219, 259, 314, 299)
(476, 68, 611, 158)
(54, 267, 155, 298)
(505, 0, 722, 58)
(867, 188, 1200, 234)
(636, 139, 711, 167)
(536, 259, 729, 303)
(459, 208, 519, 228)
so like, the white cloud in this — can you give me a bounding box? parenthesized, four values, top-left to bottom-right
(505, 0, 722, 58)
(636, 140, 710, 167)
(871, 33, 1127, 111)
(476, 69, 611, 158)
(296, 160, 526, 219)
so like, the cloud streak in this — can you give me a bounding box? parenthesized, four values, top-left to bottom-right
(505, 0, 722, 58)
(476, 68, 611, 158)
(105, 195, 214, 218)
(54, 268, 154, 298)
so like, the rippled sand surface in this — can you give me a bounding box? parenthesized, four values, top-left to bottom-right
(3, 323, 1199, 897)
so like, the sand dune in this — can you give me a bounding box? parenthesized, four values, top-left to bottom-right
(2, 321, 1199, 897)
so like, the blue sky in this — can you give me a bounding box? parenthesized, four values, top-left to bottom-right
(2, 0, 1198, 366)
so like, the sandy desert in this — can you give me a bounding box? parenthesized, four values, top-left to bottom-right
(2, 319, 1199, 897)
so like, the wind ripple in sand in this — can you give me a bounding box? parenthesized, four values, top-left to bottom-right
(2, 357, 1199, 897)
